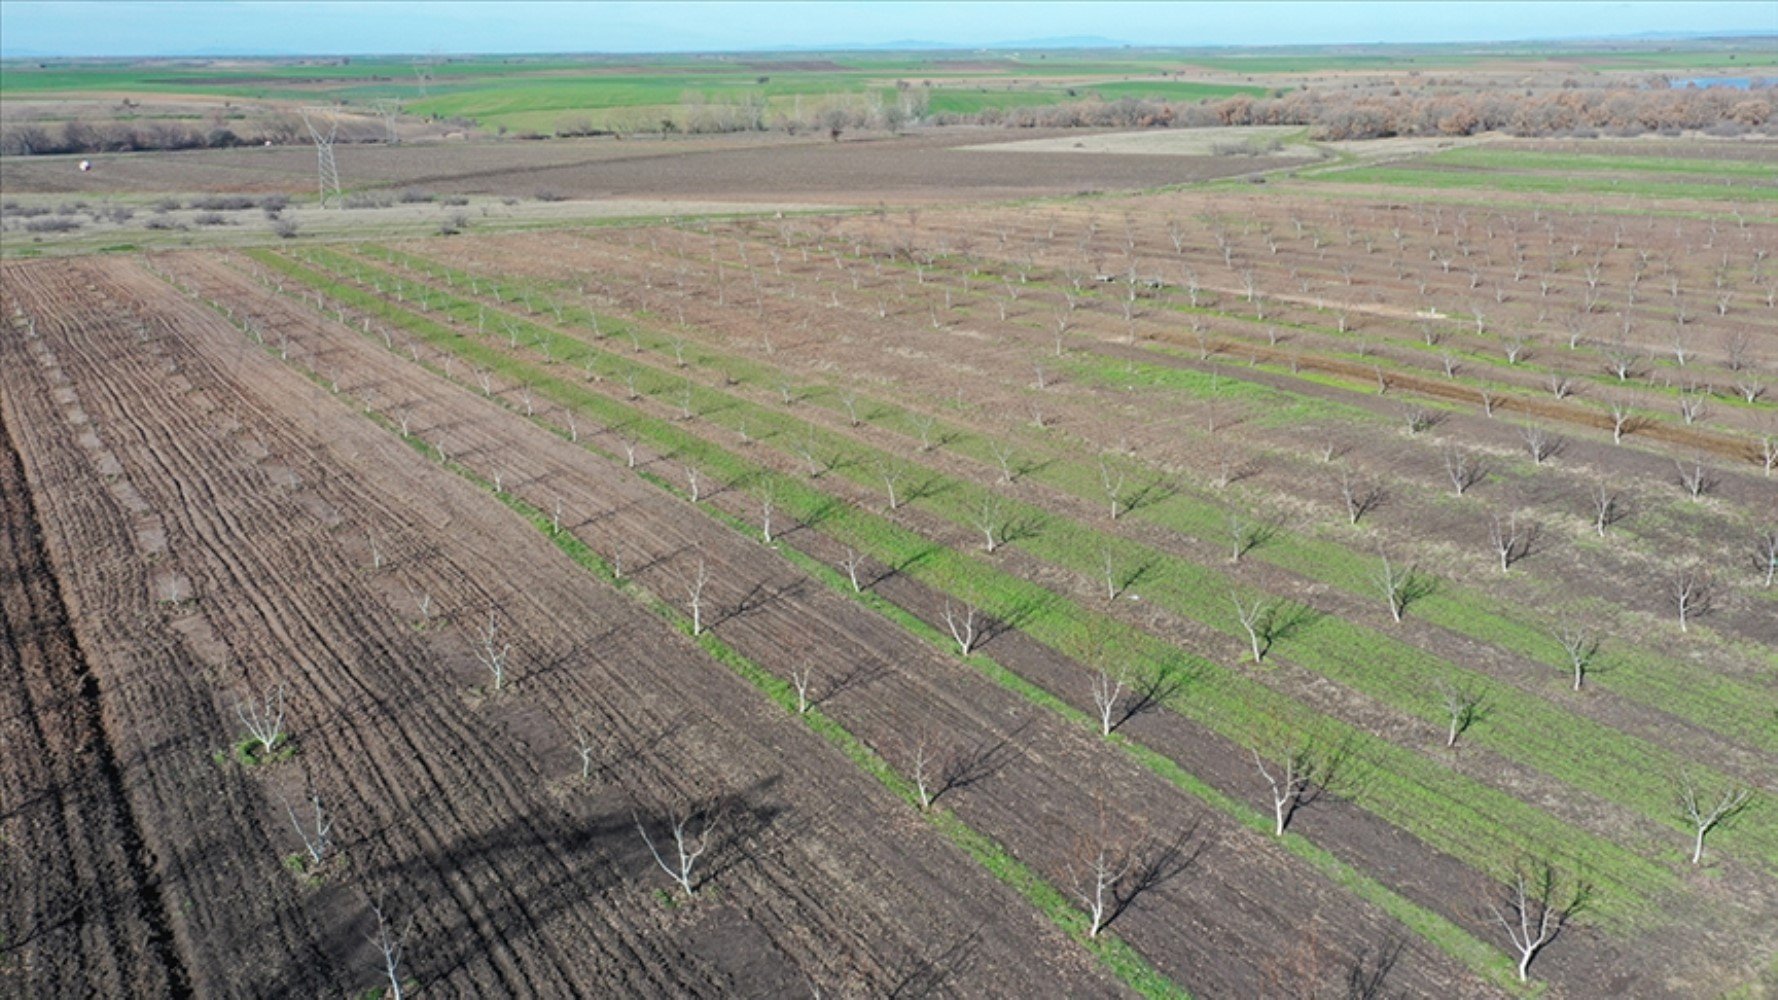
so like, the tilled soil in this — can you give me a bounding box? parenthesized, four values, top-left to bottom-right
(0, 255, 1133, 998)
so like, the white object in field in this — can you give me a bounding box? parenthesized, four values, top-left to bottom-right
(265, 140, 273, 146)
(79, 160, 91, 171)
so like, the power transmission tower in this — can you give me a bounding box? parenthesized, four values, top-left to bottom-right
(372, 99, 401, 144)
(300, 107, 342, 207)
(411, 56, 437, 98)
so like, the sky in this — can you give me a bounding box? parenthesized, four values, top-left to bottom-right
(1, 1, 1773, 58)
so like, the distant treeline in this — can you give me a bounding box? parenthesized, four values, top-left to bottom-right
(942, 84, 1777, 139)
(0, 115, 387, 156)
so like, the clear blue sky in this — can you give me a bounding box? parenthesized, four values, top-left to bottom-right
(2, 1, 1773, 58)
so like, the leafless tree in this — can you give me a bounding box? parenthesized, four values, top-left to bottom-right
(1233, 594, 1280, 663)
(1754, 529, 1778, 589)
(1521, 425, 1563, 465)
(1676, 773, 1754, 865)
(838, 547, 866, 593)
(1441, 446, 1486, 497)
(1436, 678, 1484, 749)
(284, 782, 334, 869)
(365, 893, 415, 1000)
(974, 494, 1006, 553)
(1338, 465, 1386, 525)
(1252, 737, 1326, 836)
(1488, 511, 1537, 573)
(570, 717, 599, 781)
(1099, 457, 1129, 521)
(1671, 569, 1713, 633)
(1760, 435, 1778, 478)
(620, 432, 639, 469)
(471, 609, 513, 692)
(1486, 857, 1590, 982)
(876, 459, 907, 511)
(1552, 622, 1599, 691)
(1374, 552, 1417, 623)
(1675, 456, 1716, 502)
(1091, 666, 1129, 736)
(1607, 400, 1639, 445)
(684, 556, 712, 635)
(912, 412, 938, 452)
(790, 659, 815, 715)
(234, 681, 289, 755)
(1068, 813, 1141, 939)
(634, 795, 723, 898)
(755, 481, 778, 543)
(1589, 484, 1627, 536)
(943, 599, 980, 656)
(684, 464, 702, 502)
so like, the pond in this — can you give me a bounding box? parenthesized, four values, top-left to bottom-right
(1670, 76, 1776, 90)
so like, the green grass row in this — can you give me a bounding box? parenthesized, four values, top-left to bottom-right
(1315, 166, 1778, 203)
(251, 245, 1682, 929)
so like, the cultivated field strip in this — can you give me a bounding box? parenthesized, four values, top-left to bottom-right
(232, 243, 1772, 995)
(159, 249, 1508, 997)
(290, 239, 1774, 887)
(0, 402, 185, 998)
(1, 256, 1140, 999)
(422, 228, 1778, 760)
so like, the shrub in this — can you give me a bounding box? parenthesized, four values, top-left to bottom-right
(189, 194, 257, 211)
(193, 212, 230, 226)
(534, 188, 566, 202)
(271, 218, 299, 239)
(441, 194, 469, 206)
(398, 188, 436, 203)
(144, 218, 186, 231)
(25, 217, 82, 232)
(343, 191, 394, 210)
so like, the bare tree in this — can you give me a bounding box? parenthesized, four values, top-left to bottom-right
(1252, 738, 1324, 836)
(284, 781, 333, 869)
(1552, 622, 1599, 691)
(1374, 552, 1417, 623)
(635, 795, 722, 898)
(684, 556, 712, 635)
(1233, 594, 1279, 663)
(1436, 678, 1484, 749)
(1486, 857, 1590, 982)
(1589, 484, 1627, 536)
(570, 717, 599, 781)
(1091, 666, 1128, 736)
(838, 547, 866, 593)
(973, 494, 1005, 554)
(1521, 425, 1563, 466)
(1671, 569, 1713, 633)
(876, 459, 907, 511)
(1442, 447, 1486, 497)
(943, 599, 980, 656)
(1754, 528, 1778, 588)
(234, 681, 289, 756)
(756, 480, 777, 543)
(1068, 813, 1140, 939)
(790, 659, 815, 715)
(1099, 457, 1128, 521)
(1339, 465, 1386, 525)
(366, 894, 415, 1000)
(471, 609, 513, 692)
(1488, 511, 1536, 573)
(1675, 456, 1717, 502)
(1676, 773, 1754, 865)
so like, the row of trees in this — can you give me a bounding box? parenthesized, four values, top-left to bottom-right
(935, 84, 1777, 139)
(0, 114, 324, 157)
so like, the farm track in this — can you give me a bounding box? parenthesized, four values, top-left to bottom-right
(0, 395, 188, 999)
(325, 237, 1775, 873)
(1, 255, 1134, 999)
(161, 251, 1511, 998)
